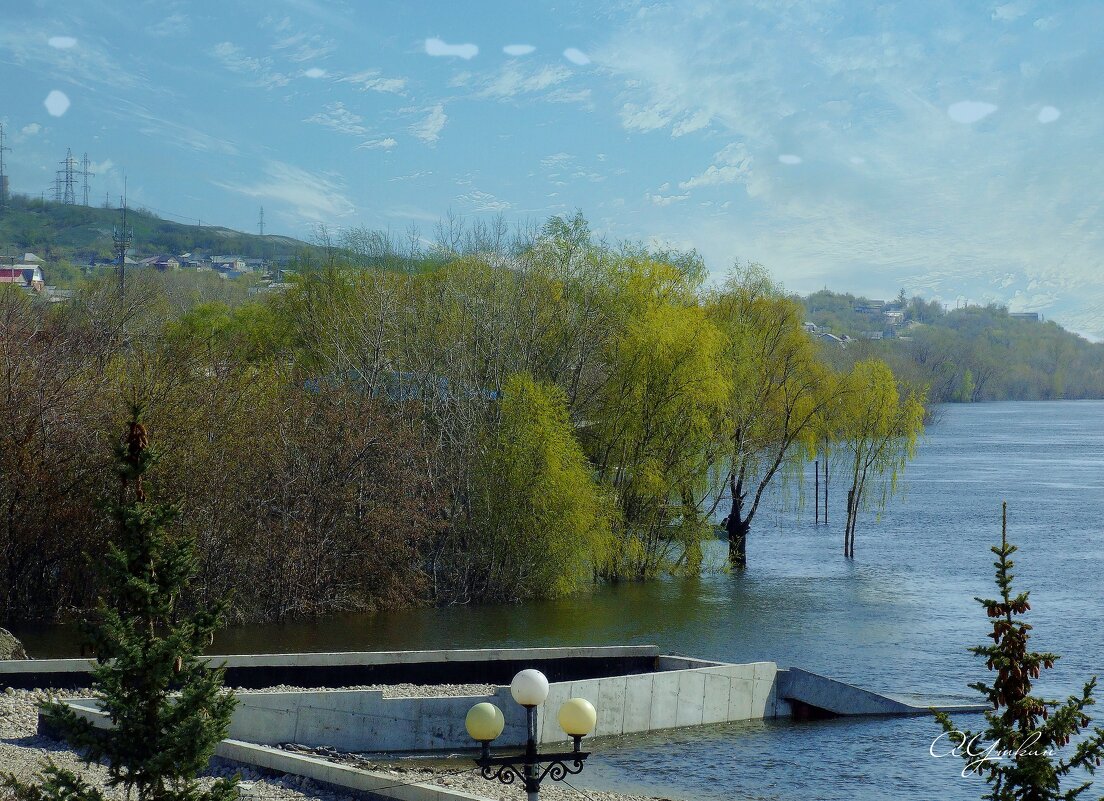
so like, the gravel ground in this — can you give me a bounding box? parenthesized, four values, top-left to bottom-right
(280, 744, 674, 801)
(1, 688, 673, 801)
(232, 683, 499, 699)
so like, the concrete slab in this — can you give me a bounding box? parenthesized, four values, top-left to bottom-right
(648, 671, 680, 730)
(702, 673, 731, 724)
(597, 677, 627, 737)
(674, 671, 706, 727)
(621, 673, 654, 735)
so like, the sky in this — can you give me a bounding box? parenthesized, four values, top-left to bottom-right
(3, 0, 1103, 337)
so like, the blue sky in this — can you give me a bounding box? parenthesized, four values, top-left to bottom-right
(3, 0, 1103, 337)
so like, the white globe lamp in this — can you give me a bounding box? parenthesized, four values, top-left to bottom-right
(510, 668, 550, 707)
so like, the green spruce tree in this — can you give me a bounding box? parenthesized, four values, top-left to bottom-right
(936, 502, 1104, 800)
(4, 404, 237, 801)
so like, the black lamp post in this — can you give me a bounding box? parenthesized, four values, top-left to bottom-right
(466, 669, 597, 801)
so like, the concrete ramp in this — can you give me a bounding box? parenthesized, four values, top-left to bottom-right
(777, 667, 988, 718)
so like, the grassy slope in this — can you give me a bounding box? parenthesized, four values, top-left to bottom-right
(0, 195, 312, 263)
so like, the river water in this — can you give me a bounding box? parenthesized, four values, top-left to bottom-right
(14, 401, 1104, 800)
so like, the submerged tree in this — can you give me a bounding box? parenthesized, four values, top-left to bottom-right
(935, 503, 1104, 800)
(836, 359, 925, 558)
(3, 404, 238, 801)
(469, 372, 614, 601)
(707, 265, 838, 568)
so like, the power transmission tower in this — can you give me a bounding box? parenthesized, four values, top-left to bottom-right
(57, 148, 77, 204)
(258, 205, 264, 236)
(112, 177, 132, 296)
(79, 152, 94, 206)
(0, 122, 11, 209)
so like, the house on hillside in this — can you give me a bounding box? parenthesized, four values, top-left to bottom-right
(855, 300, 886, 314)
(1010, 311, 1041, 322)
(816, 332, 845, 347)
(139, 255, 181, 271)
(209, 255, 247, 272)
(0, 264, 45, 292)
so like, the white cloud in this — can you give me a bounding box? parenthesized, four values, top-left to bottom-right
(358, 137, 397, 150)
(478, 64, 572, 100)
(211, 41, 289, 88)
(148, 14, 190, 37)
(44, 90, 70, 117)
(273, 32, 337, 62)
(547, 88, 593, 107)
(563, 48, 591, 65)
(646, 192, 689, 206)
(1038, 105, 1060, 123)
(541, 152, 573, 169)
(458, 189, 512, 212)
(303, 67, 326, 78)
(21, 123, 41, 136)
(115, 99, 239, 155)
(89, 158, 115, 174)
(947, 101, 998, 124)
(411, 104, 447, 144)
(679, 143, 752, 189)
(213, 161, 355, 221)
(304, 102, 367, 136)
(0, 23, 141, 91)
(504, 44, 536, 56)
(388, 170, 432, 182)
(339, 70, 407, 94)
(993, 1, 1031, 22)
(778, 154, 802, 165)
(425, 38, 478, 59)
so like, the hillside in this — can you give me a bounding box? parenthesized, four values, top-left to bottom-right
(803, 290, 1104, 402)
(0, 194, 312, 268)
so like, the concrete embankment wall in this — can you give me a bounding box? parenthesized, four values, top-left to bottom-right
(777, 667, 989, 717)
(58, 658, 787, 752)
(0, 645, 661, 690)
(224, 659, 786, 751)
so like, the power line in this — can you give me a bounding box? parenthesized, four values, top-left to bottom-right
(79, 152, 94, 206)
(57, 148, 77, 205)
(113, 176, 132, 297)
(0, 122, 11, 209)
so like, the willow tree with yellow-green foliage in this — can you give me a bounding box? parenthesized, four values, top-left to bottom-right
(707, 265, 841, 568)
(835, 359, 926, 558)
(469, 372, 614, 601)
(585, 255, 731, 579)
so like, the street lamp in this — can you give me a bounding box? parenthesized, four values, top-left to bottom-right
(465, 669, 597, 801)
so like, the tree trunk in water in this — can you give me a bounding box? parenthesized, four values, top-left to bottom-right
(727, 512, 750, 569)
(845, 487, 858, 558)
(726, 473, 751, 569)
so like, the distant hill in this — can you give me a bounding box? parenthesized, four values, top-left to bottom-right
(0, 194, 313, 266)
(803, 289, 1104, 402)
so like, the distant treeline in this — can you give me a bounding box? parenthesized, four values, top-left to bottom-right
(803, 290, 1104, 402)
(0, 213, 922, 625)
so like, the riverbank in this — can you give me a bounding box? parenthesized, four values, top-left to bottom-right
(1, 688, 675, 801)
